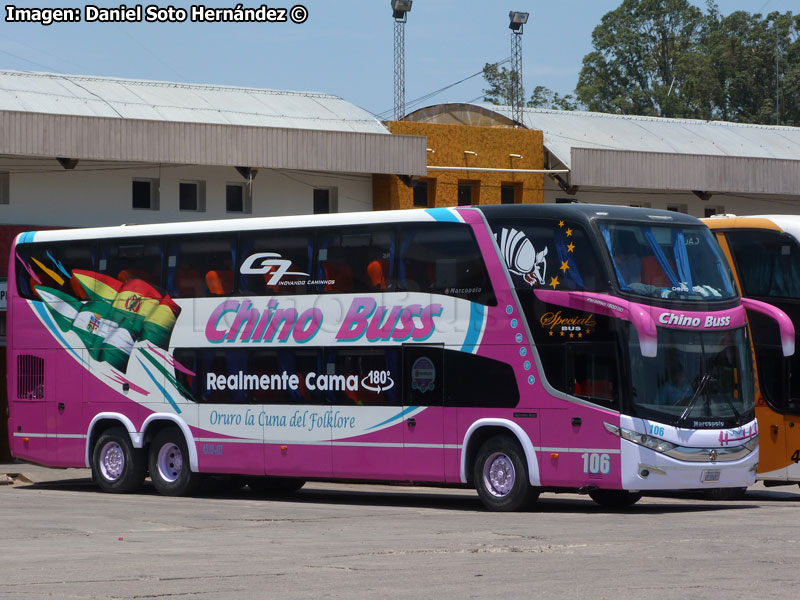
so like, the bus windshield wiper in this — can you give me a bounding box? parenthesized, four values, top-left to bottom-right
(677, 372, 715, 424)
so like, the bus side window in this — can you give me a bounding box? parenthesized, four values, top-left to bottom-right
(316, 227, 395, 294)
(99, 238, 164, 290)
(397, 224, 495, 305)
(239, 231, 313, 296)
(167, 236, 236, 298)
(15, 242, 97, 301)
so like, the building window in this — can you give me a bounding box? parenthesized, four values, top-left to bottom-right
(413, 179, 435, 207)
(0, 172, 8, 205)
(667, 204, 688, 213)
(179, 181, 205, 212)
(501, 182, 522, 205)
(313, 188, 337, 214)
(132, 179, 159, 210)
(704, 206, 724, 218)
(555, 197, 578, 204)
(458, 181, 479, 206)
(226, 183, 251, 213)
(629, 202, 651, 208)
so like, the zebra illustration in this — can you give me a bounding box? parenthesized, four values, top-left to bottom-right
(496, 227, 548, 286)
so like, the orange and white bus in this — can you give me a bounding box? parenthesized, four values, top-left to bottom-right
(705, 215, 800, 487)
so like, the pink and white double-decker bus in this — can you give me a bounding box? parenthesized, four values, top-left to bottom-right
(7, 205, 777, 510)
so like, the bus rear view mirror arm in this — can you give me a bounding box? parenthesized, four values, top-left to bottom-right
(740, 297, 795, 357)
(534, 290, 658, 358)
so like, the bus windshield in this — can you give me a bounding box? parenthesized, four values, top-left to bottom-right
(599, 222, 736, 301)
(627, 326, 754, 428)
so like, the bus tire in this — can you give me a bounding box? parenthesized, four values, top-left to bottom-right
(148, 428, 199, 497)
(247, 477, 305, 495)
(92, 427, 146, 494)
(473, 435, 535, 512)
(589, 489, 642, 508)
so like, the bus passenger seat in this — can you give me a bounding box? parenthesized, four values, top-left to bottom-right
(367, 260, 387, 290)
(205, 270, 234, 295)
(175, 268, 203, 297)
(322, 262, 353, 292)
(118, 269, 152, 284)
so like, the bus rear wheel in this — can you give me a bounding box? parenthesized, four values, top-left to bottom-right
(473, 435, 536, 512)
(589, 489, 642, 508)
(148, 428, 199, 496)
(92, 427, 146, 494)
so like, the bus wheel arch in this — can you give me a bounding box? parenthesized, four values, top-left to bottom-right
(461, 420, 541, 489)
(140, 414, 199, 473)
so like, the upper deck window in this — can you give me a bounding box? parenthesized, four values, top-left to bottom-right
(600, 222, 736, 301)
(489, 218, 608, 293)
(397, 224, 495, 305)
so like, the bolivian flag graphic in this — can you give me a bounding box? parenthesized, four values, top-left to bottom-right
(35, 270, 181, 373)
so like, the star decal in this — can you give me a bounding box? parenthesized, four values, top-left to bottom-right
(578, 332, 583, 339)
(567, 242, 575, 253)
(559, 220, 564, 228)
(565, 228, 573, 237)
(585, 329, 591, 335)
(548, 330, 554, 337)
(569, 332, 574, 338)
(560, 260, 570, 273)
(559, 331, 565, 337)
(549, 275, 560, 289)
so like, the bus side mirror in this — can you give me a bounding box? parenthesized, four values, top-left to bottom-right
(741, 298, 795, 357)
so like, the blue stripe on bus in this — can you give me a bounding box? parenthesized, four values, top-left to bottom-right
(137, 356, 182, 415)
(424, 208, 460, 223)
(461, 303, 486, 353)
(365, 406, 418, 432)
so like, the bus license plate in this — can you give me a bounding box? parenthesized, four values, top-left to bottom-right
(702, 470, 721, 482)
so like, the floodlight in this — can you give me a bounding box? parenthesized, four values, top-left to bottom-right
(509, 11, 529, 31)
(392, 0, 412, 19)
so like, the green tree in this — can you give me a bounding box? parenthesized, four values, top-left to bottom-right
(482, 63, 578, 110)
(527, 86, 579, 111)
(575, 0, 800, 125)
(576, 0, 706, 117)
(482, 62, 520, 105)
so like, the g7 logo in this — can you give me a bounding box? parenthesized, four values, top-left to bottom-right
(240, 253, 309, 286)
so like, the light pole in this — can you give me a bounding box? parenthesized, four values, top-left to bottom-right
(509, 11, 529, 127)
(392, 0, 413, 121)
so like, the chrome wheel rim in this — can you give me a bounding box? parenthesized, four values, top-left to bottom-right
(157, 443, 183, 483)
(99, 441, 125, 482)
(483, 452, 515, 498)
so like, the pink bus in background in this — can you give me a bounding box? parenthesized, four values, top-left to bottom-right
(7, 205, 781, 510)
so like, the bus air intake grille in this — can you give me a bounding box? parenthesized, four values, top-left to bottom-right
(17, 354, 44, 400)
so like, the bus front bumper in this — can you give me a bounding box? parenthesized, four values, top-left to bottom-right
(619, 438, 758, 491)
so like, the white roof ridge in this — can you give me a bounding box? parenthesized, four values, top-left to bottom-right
(0, 68, 341, 100)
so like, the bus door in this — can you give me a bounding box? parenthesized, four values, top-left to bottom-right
(403, 344, 445, 482)
(327, 347, 402, 480)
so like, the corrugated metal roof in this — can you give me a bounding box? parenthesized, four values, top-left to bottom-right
(0, 70, 387, 134)
(482, 105, 800, 169)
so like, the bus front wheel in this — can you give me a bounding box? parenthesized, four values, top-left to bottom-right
(148, 428, 199, 496)
(92, 427, 146, 493)
(473, 435, 536, 512)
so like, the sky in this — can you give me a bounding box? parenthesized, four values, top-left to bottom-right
(1, 0, 795, 119)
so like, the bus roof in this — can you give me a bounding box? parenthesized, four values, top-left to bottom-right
(14, 208, 462, 244)
(478, 203, 703, 227)
(702, 214, 800, 237)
